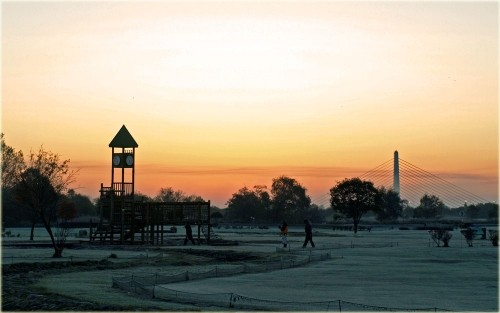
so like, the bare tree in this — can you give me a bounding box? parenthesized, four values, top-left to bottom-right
(429, 229, 452, 247)
(1, 134, 28, 228)
(14, 146, 77, 257)
(54, 200, 77, 253)
(461, 228, 475, 247)
(1, 133, 26, 188)
(488, 230, 498, 247)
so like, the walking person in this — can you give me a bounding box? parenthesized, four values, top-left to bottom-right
(279, 221, 289, 248)
(302, 219, 315, 248)
(184, 222, 196, 245)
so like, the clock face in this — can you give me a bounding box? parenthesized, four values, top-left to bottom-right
(126, 155, 134, 166)
(113, 155, 121, 166)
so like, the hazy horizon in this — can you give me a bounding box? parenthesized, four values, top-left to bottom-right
(2, 1, 498, 208)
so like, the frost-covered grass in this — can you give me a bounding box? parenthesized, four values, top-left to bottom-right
(1, 245, 160, 264)
(8, 228, 499, 311)
(160, 229, 498, 311)
(35, 265, 217, 311)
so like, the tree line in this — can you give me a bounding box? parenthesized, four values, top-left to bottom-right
(2, 133, 498, 252)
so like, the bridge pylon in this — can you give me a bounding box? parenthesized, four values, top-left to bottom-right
(394, 150, 400, 194)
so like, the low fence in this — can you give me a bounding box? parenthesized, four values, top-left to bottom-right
(112, 251, 330, 287)
(111, 251, 450, 311)
(153, 289, 450, 311)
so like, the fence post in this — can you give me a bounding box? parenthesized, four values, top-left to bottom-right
(229, 293, 234, 308)
(152, 285, 155, 299)
(338, 300, 342, 312)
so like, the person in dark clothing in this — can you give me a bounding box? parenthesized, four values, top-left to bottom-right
(184, 222, 196, 245)
(302, 219, 315, 248)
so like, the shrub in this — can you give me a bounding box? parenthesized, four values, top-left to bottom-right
(429, 229, 452, 247)
(489, 230, 498, 247)
(461, 228, 475, 247)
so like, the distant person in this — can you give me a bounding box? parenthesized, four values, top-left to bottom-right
(279, 221, 289, 248)
(184, 222, 196, 245)
(302, 219, 315, 248)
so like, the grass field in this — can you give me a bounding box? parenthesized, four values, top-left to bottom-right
(3, 226, 498, 311)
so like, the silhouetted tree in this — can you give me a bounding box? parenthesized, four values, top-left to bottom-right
(375, 187, 404, 222)
(155, 187, 204, 202)
(15, 168, 60, 253)
(254, 185, 272, 221)
(466, 204, 480, 219)
(226, 186, 269, 222)
(66, 189, 97, 216)
(330, 178, 381, 233)
(13, 146, 77, 257)
(306, 204, 328, 224)
(54, 200, 77, 255)
(1, 134, 26, 188)
(211, 211, 224, 221)
(461, 228, 475, 247)
(414, 194, 446, 219)
(488, 230, 498, 246)
(488, 204, 499, 221)
(271, 176, 311, 224)
(1, 134, 30, 227)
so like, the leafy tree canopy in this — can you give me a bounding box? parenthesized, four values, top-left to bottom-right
(225, 186, 270, 223)
(66, 189, 97, 216)
(414, 194, 447, 219)
(271, 175, 311, 223)
(330, 177, 380, 233)
(376, 187, 405, 222)
(154, 187, 204, 202)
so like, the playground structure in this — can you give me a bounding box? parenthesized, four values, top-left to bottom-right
(91, 125, 212, 245)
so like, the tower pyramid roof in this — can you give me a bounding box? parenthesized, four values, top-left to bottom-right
(109, 125, 139, 148)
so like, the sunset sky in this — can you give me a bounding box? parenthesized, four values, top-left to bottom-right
(2, 1, 498, 208)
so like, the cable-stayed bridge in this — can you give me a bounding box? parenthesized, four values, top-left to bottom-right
(314, 151, 490, 209)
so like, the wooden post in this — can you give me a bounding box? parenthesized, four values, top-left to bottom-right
(132, 147, 135, 196)
(120, 201, 125, 245)
(99, 183, 104, 226)
(197, 224, 201, 244)
(110, 190, 115, 243)
(207, 201, 211, 244)
(141, 204, 146, 243)
(89, 218, 93, 241)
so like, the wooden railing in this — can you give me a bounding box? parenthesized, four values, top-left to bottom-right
(112, 182, 134, 197)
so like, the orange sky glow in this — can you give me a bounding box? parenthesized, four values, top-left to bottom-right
(2, 1, 498, 208)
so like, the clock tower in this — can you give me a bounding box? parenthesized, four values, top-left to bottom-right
(109, 125, 138, 197)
